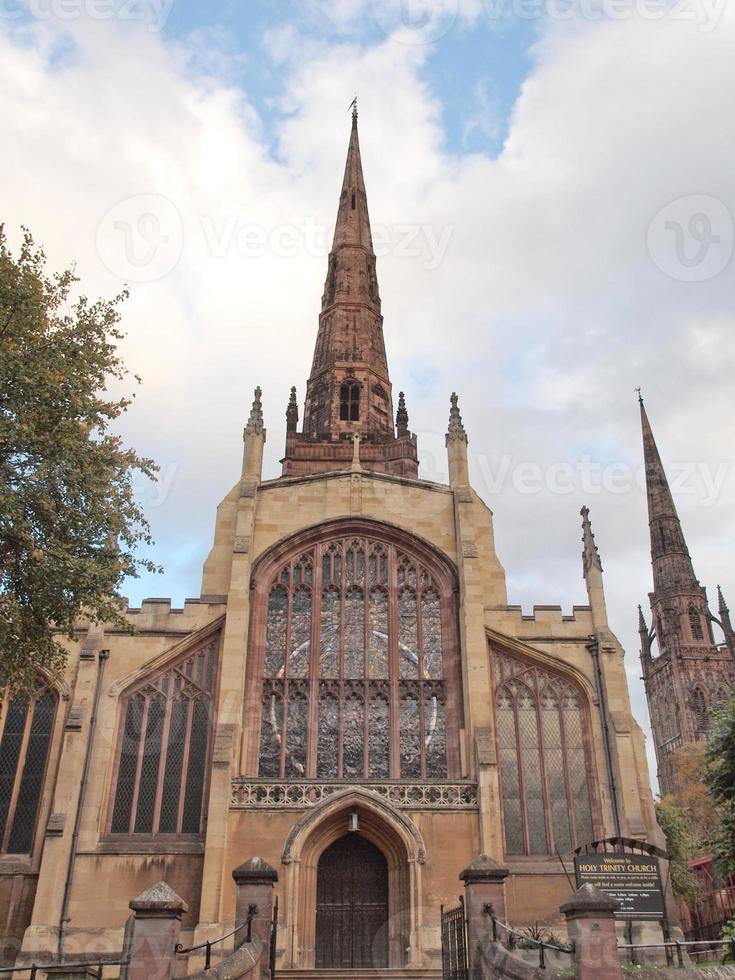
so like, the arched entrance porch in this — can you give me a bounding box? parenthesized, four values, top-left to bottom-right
(281, 789, 426, 969)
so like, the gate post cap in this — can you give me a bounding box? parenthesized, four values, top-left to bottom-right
(129, 881, 188, 917)
(460, 854, 510, 882)
(561, 883, 620, 916)
(233, 856, 279, 885)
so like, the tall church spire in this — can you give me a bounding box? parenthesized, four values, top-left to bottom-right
(282, 112, 418, 479)
(637, 395, 734, 796)
(639, 395, 698, 593)
(329, 103, 374, 255)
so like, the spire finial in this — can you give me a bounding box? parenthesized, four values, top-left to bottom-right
(718, 585, 729, 614)
(396, 390, 409, 438)
(446, 392, 468, 444)
(581, 505, 603, 574)
(286, 385, 299, 434)
(245, 386, 264, 436)
(635, 386, 643, 405)
(349, 95, 358, 125)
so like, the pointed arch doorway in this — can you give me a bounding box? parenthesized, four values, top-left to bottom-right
(316, 834, 389, 969)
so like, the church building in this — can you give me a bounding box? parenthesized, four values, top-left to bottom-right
(637, 397, 735, 796)
(1, 110, 662, 973)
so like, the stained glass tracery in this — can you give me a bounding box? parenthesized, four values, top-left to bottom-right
(493, 651, 595, 856)
(257, 535, 454, 779)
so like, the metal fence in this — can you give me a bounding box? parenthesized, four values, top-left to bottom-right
(441, 895, 469, 980)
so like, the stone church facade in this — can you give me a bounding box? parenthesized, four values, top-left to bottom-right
(1, 111, 662, 972)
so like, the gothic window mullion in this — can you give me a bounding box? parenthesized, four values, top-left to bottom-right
(534, 682, 554, 854)
(361, 541, 370, 776)
(557, 693, 578, 849)
(128, 696, 151, 833)
(418, 683, 427, 779)
(388, 544, 401, 779)
(306, 546, 322, 777)
(279, 682, 290, 776)
(175, 698, 195, 833)
(416, 576, 425, 680)
(511, 693, 531, 855)
(284, 567, 294, 680)
(1, 698, 32, 852)
(151, 697, 174, 834)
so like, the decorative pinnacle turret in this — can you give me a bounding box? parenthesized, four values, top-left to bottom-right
(581, 505, 603, 575)
(638, 605, 649, 633)
(718, 585, 729, 616)
(244, 386, 264, 436)
(396, 391, 409, 438)
(446, 392, 468, 444)
(286, 386, 299, 434)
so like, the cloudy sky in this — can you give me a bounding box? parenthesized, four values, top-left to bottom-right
(2, 0, 734, 790)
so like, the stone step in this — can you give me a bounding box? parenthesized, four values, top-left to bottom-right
(280, 970, 442, 980)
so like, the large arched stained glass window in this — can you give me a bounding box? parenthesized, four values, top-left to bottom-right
(493, 651, 595, 856)
(254, 532, 458, 780)
(0, 683, 57, 854)
(110, 637, 219, 836)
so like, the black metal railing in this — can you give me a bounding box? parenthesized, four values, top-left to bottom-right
(0, 960, 127, 977)
(483, 904, 574, 971)
(175, 903, 258, 971)
(618, 938, 735, 968)
(441, 895, 469, 980)
(269, 896, 279, 979)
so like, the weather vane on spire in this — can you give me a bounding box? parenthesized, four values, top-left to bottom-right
(348, 95, 358, 122)
(635, 386, 643, 404)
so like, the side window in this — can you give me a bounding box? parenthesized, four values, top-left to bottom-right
(0, 685, 57, 853)
(339, 383, 360, 421)
(110, 639, 218, 836)
(493, 652, 595, 856)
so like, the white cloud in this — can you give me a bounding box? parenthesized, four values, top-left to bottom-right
(2, 5, 734, 791)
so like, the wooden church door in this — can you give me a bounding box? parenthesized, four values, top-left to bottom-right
(315, 834, 389, 969)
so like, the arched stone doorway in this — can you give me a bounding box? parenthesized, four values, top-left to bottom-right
(281, 789, 426, 969)
(316, 834, 389, 969)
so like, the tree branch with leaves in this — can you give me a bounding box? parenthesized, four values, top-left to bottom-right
(0, 226, 159, 693)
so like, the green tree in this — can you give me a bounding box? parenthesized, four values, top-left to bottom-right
(0, 227, 158, 693)
(705, 695, 735, 877)
(655, 797, 701, 903)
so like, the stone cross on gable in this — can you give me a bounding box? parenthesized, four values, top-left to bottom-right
(351, 431, 362, 472)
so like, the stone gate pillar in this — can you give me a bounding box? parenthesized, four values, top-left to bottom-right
(560, 883, 621, 980)
(232, 857, 278, 949)
(460, 854, 509, 970)
(120, 881, 187, 980)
